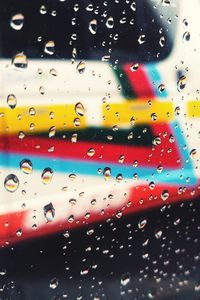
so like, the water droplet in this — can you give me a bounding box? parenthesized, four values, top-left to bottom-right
(118, 155, 125, 163)
(103, 167, 111, 180)
(10, 13, 24, 30)
(49, 277, 58, 289)
(4, 174, 19, 192)
(49, 68, 57, 76)
(16, 229, 23, 237)
(155, 229, 162, 239)
(190, 149, 197, 159)
(42, 168, 53, 184)
(29, 107, 36, 116)
(151, 113, 157, 121)
(40, 5, 47, 14)
(169, 134, 175, 143)
(149, 181, 155, 190)
(39, 86, 45, 95)
(116, 174, 123, 182)
(71, 133, 78, 143)
(159, 36, 165, 47)
(80, 266, 89, 275)
(138, 35, 146, 44)
(161, 190, 169, 201)
(182, 31, 190, 43)
(7, 94, 17, 109)
(106, 16, 114, 29)
(138, 218, 147, 229)
(158, 83, 165, 93)
(152, 136, 161, 146)
(44, 203, 55, 223)
(12, 52, 27, 70)
(121, 273, 131, 286)
(177, 75, 186, 92)
(44, 40, 55, 55)
(157, 164, 163, 173)
(174, 106, 181, 116)
(87, 148, 95, 157)
(130, 2, 136, 11)
(75, 102, 85, 117)
(18, 131, 25, 139)
(130, 63, 139, 72)
(69, 173, 76, 181)
(49, 126, 56, 138)
(89, 19, 97, 34)
(74, 118, 80, 127)
(20, 159, 33, 174)
(77, 61, 86, 74)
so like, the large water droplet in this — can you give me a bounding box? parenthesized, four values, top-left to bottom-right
(161, 190, 169, 201)
(89, 19, 97, 34)
(155, 229, 162, 239)
(42, 168, 53, 184)
(20, 159, 33, 174)
(12, 52, 28, 70)
(7, 94, 17, 109)
(87, 148, 95, 157)
(44, 203, 55, 223)
(4, 174, 19, 192)
(103, 167, 111, 180)
(138, 34, 146, 44)
(44, 41, 55, 55)
(10, 13, 24, 30)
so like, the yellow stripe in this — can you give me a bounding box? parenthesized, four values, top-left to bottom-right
(0, 105, 87, 134)
(102, 100, 174, 127)
(187, 101, 200, 117)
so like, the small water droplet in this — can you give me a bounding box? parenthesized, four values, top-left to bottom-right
(77, 61, 86, 74)
(40, 5, 47, 14)
(44, 40, 55, 55)
(106, 16, 114, 28)
(10, 13, 24, 30)
(16, 229, 23, 237)
(49, 68, 57, 76)
(12, 52, 27, 70)
(182, 31, 190, 43)
(74, 118, 80, 127)
(130, 63, 139, 72)
(49, 126, 56, 138)
(7, 94, 17, 109)
(29, 107, 36, 116)
(4, 174, 19, 192)
(138, 35, 146, 44)
(130, 2, 136, 11)
(87, 148, 95, 157)
(161, 190, 169, 201)
(103, 167, 111, 180)
(39, 86, 45, 95)
(42, 168, 53, 184)
(152, 136, 161, 146)
(20, 159, 33, 174)
(121, 273, 131, 286)
(138, 218, 147, 229)
(190, 149, 197, 159)
(158, 83, 165, 93)
(177, 75, 186, 92)
(75, 102, 85, 117)
(155, 229, 162, 239)
(89, 19, 97, 34)
(44, 203, 55, 223)
(49, 277, 58, 289)
(159, 36, 165, 47)
(151, 113, 157, 121)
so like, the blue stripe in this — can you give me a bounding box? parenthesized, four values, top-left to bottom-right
(0, 152, 196, 186)
(145, 64, 168, 98)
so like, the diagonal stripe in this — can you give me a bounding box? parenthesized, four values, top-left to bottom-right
(123, 63, 155, 98)
(145, 63, 168, 98)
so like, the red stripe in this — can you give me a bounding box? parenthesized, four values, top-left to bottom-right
(0, 132, 181, 168)
(123, 63, 155, 98)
